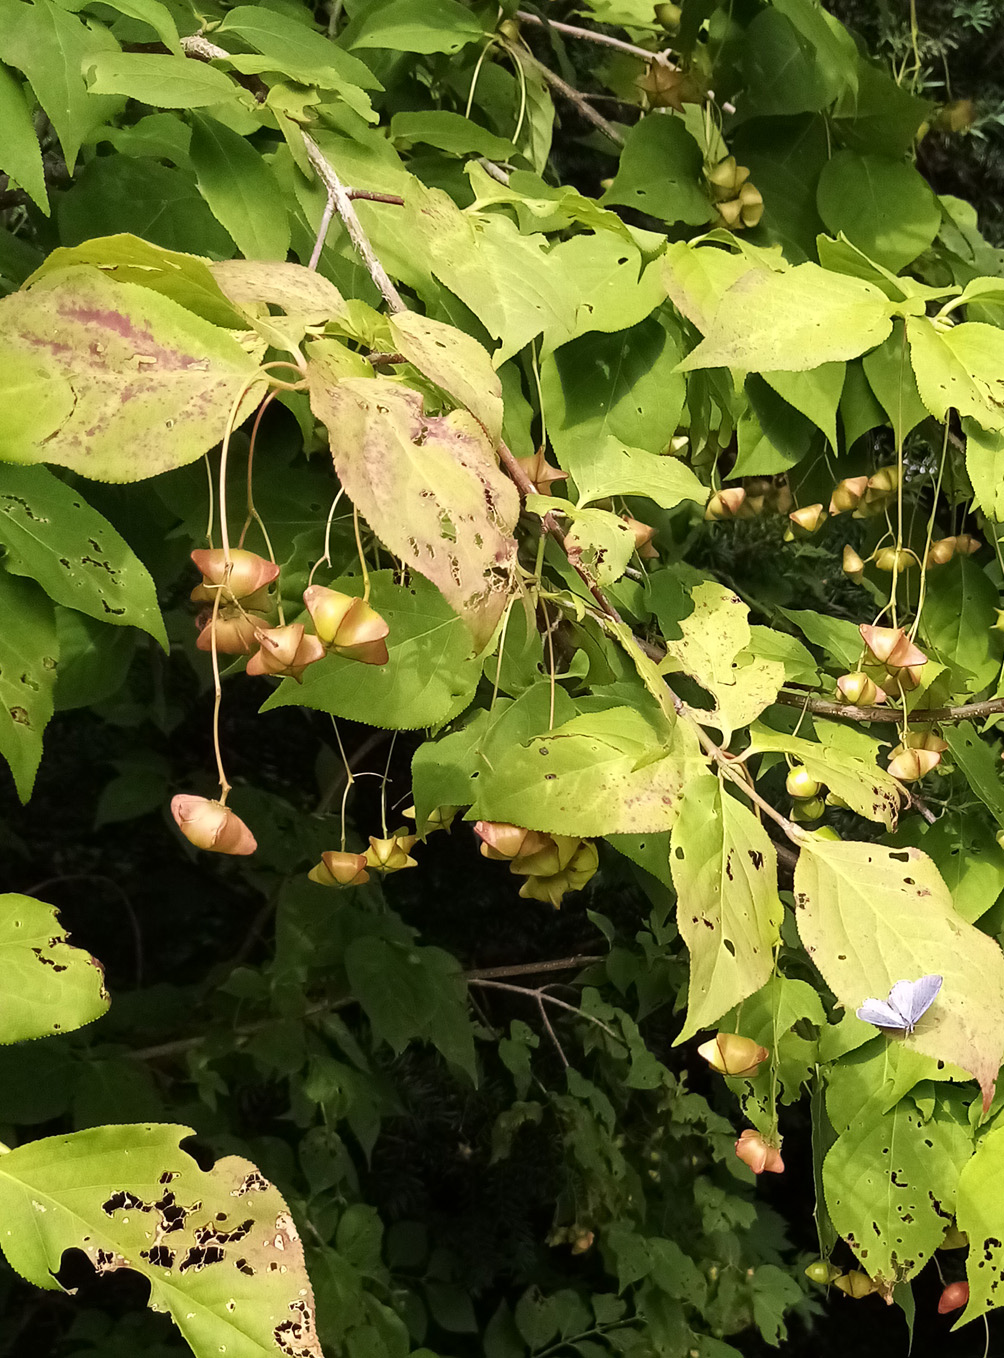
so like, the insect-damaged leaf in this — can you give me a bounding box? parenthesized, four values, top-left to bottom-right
(0, 1125, 322, 1358)
(793, 838, 1004, 1111)
(0, 893, 109, 1042)
(0, 265, 265, 482)
(670, 775, 783, 1043)
(745, 725, 903, 829)
(307, 367, 518, 648)
(957, 1124, 1004, 1324)
(0, 570, 57, 802)
(823, 1098, 972, 1291)
(388, 310, 503, 443)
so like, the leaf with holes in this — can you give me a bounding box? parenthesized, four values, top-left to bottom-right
(670, 775, 783, 1043)
(0, 570, 58, 801)
(0, 893, 109, 1043)
(793, 838, 1004, 1110)
(0, 1124, 321, 1357)
(746, 725, 903, 828)
(823, 1098, 972, 1289)
(0, 465, 165, 644)
(388, 311, 503, 443)
(660, 583, 785, 742)
(958, 1123, 1004, 1323)
(307, 368, 518, 648)
(907, 317, 1004, 432)
(0, 266, 265, 482)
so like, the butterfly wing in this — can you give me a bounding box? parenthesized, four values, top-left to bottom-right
(897, 974, 943, 1027)
(856, 998, 909, 1031)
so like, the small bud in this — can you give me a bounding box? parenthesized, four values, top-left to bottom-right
(937, 1281, 969, 1315)
(698, 1032, 768, 1078)
(734, 1128, 784, 1175)
(738, 182, 763, 229)
(786, 766, 822, 799)
(246, 623, 326, 683)
(789, 503, 826, 534)
(517, 448, 568, 496)
(303, 587, 390, 665)
(834, 1270, 877, 1299)
(196, 608, 264, 655)
(171, 794, 257, 856)
(570, 1229, 595, 1254)
(954, 532, 981, 556)
(888, 748, 941, 782)
(191, 548, 279, 601)
(829, 476, 869, 515)
(308, 850, 370, 888)
(791, 796, 825, 822)
(842, 545, 866, 581)
(805, 1260, 842, 1285)
(926, 536, 957, 567)
(705, 487, 746, 520)
(837, 672, 884, 706)
(365, 834, 418, 873)
(873, 546, 915, 573)
(859, 624, 927, 670)
(474, 821, 552, 861)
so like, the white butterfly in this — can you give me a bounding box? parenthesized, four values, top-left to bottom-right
(856, 975, 943, 1035)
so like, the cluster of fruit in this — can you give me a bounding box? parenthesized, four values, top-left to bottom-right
(474, 821, 600, 907)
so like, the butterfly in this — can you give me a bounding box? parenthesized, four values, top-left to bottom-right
(856, 975, 943, 1035)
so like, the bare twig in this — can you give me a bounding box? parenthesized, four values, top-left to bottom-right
(516, 9, 675, 67)
(477, 157, 511, 185)
(347, 189, 405, 205)
(775, 688, 1004, 725)
(465, 954, 604, 980)
(469, 977, 620, 1039)
(508, 43, 625, 146)
(536, 994, 570, 1066)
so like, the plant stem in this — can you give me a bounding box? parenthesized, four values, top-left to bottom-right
(508, 43, 625, 146)
(516, 9, 675, 66)
(775, 689, 1004, 725)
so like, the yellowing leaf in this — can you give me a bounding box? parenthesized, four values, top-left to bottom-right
(0, 266, 265, 482)
(746, 724, 903, 828)
(907, 317, 1004, 432)
(957, 1124, 1004, 1323)
(677, 264, 894, 373)
(473, 706, 705, 837)
(0, 1125, 322, 1357)
(307, 368, 518, 648)
(388, 310, 503, 442)
(794, 838, 1004, 1110)
(661, 583, 784, 741)
(0, 893, 109, 1042)
(670, 775, 783, 1043)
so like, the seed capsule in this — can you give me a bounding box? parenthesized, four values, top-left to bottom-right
(834, 1270, 877, 1299)
(786, 767, 822, 799)
(734, 1128, 784, 1174)
(937, 1281, 969, 1314)
(308, 850, 370, 888)
(837, 672, 884, 706)
(170, 795, 257, 856)
(829, 477, 869, 515)
(842, 545, 865, 581)
(697, 1032, 768, 1078)
(705, 487, 746, 520)
(789, 503, 826, 534)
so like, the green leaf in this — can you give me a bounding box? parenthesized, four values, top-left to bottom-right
(730, 975, 825, 1108)
(58, 157, 235, 258)
(388, 310, 503, 443)
(190, 116, 290, 262)
(908, 317, 1004, 431)
(958, 1124, 1004, 1322)
(0, 63, 46, 212)
(569, 436, 707, 513)
(546, 234, 665, 345)
(661, 241, 761, 335)
(793, 838, 1004, 1110)
(761, 363, 845, 447)
(0, 0, 121, 171)
(731, 115, 829, 263)
(409, 184, 577, 364)
(862, 322, 930, 444)
(542, 320, 687, 472)
(472, 706, 705, 837)
(217, 6, 380, 91)
(467, 165, 635, 246)
(777, 607, 863, 671)
(839, 359, 888, 447)
(262, 571, 482, 730)
(677, 265, 894, 373)
(824, 1099, 972, 1286)
(346, 0, 485, 53)
(921, 555, 1001, 694)
(661, 583, 785, 742)
(890, 812, 1004, 926)
(562, 507, 636, 586)
(832, 58, 930, 159)
(0, 570, 57, 801)
(0, 266, 264, 482)
(85, 52, 239, 108)
(965, 418, 1004, 520)
(942, 723, 1004, 830)
(817, 153, 940, 273)
(307, 368, 517, 647)
(670, 775, 783, 1042)
(0, 892, 109, 1042)
(390, 110, 516, 160)
(601, 116, 711, 227)
(0, 1125, 324, 1357)
(746, 725, 902, 828)
(90, 0, 181, 52)
(345, 937, 475, 1078)
(739, 8, 844, 118)
(0, 465, 166, 645)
